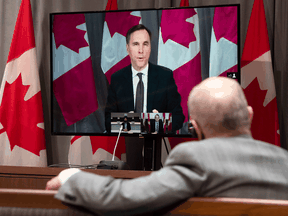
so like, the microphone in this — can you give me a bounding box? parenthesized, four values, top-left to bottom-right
(98, 125, 129, 170)
(112, 125, 123, 161)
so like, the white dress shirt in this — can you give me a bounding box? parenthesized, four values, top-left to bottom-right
(132, 64, 148, 113)
(155, 121, 159, 132)
(58, 168, 80, 185)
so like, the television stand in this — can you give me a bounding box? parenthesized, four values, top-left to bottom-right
(143, 135, 162, 171)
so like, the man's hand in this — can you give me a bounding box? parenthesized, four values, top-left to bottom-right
(46, 176, 62, 190)
(45, 168, 80, 190)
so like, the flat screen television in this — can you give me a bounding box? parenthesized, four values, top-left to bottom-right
(50, 4, 240, 137)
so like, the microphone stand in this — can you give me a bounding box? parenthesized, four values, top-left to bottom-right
(97, 125, 130, 170)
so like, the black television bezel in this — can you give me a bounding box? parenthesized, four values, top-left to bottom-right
(50, 4, 241, 137)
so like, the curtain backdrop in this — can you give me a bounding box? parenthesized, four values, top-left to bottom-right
(0, 0, 287, 165)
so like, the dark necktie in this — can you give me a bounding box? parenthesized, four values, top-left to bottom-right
(135, 72, 144, 113)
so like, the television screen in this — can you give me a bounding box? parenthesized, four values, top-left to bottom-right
(51, 5, 240, 136)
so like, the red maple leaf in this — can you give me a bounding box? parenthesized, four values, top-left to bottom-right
(161, 8, 197, 48)
(90, 136, 126, 159)
(71, 136, 82, 144)
(243, 78, 280, 146)
(53, 14, 88, 53)
(105, 0, 118, 10)
(105, 11, 141, 37)
(71, 136, 126, 160)
(213, 6, 237, 44)
(0, 74, 45, 156)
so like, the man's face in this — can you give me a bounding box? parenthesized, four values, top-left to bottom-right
(126, 29, 151, 71)
(155, 115, 159, 122)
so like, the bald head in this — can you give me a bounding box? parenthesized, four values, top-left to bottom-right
(188, 77, 253, 138)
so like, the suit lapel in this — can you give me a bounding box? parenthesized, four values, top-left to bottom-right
(147, 64, 158, 112)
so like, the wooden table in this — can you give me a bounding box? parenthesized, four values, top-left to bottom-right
(0, 165, 151, 189)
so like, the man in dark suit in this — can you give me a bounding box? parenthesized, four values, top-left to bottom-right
(105, 24, 184, 133)
(46, 77, 288, 216)
(150, 114, 164, 134)
(105, 24, 185, 170)
(121, 116, 131, 132)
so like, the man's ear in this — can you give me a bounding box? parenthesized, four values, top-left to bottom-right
(126, 44, 129, 53)
(247, 106, 253, 123)
(190, 117, 204, 140)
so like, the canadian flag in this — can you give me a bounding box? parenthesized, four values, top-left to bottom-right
(159, 0, 201, 160)
(209, 6, 238, 77)
(68, 0, 128, 165)
(101, 4, 141, 83)
(158, 5, 201, 123)
(69, 135, 126, 165)
(241, 0, 280, 146)
(0, 0, 47, 166)
(105, 0, 118, 11)
(52, 13, 98, 126)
